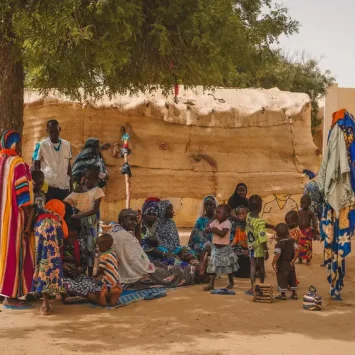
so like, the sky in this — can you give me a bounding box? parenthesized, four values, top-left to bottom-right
(278, 0, 355, 87)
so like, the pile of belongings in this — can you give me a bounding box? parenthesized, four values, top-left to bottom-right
(303, 286, 322, 311)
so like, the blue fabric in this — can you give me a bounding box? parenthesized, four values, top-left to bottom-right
(188, 216, 213, 256)
(32, 143, 41, 160)
(88, 287, 173, 309)
(336, 111, 355, 191)
(320, 110, 355, 300)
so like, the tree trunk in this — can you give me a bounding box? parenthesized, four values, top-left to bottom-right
(0, 38, 24, 135)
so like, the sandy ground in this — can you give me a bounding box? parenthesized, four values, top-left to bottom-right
(1, 234, 355, 355)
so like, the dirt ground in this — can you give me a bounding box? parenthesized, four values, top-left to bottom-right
(1, 235, 355, 355)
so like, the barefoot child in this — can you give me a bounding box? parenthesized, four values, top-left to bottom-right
(272, 223, 299, 300)
(285, 210, 301, 286)
(203, 204, 239, 291)
(64, 166, 105, 276)
(298, 195, 318, 264)
(95, 234, 122, 306)
(245, 195, 269, 295)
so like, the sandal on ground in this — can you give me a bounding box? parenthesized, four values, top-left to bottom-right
(290, 294, 298, 300)
(244, 290, 254, 296)
(210, 288, 235, 295)
(40, 304, 53, 315)
(275, 295, 287, 300)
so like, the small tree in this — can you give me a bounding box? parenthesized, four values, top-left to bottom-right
(1, 0, 299, 133)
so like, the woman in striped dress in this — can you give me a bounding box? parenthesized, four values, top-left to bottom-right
(0, 130, 34, 309)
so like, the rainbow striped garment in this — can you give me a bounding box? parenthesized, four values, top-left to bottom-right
(0, 151, 34, 298)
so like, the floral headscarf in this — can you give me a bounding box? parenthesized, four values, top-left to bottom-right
(142, 197, 161, 216)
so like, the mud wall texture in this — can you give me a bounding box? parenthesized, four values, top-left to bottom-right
(23, 87, 321, 226)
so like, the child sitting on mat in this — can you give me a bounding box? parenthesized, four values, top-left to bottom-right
(203, 204, 239, 291)
(272, 223, 299, 300)
(95, 234, 122, 306)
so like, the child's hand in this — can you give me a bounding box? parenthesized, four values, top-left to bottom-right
(272, 264, 278, 272)
(204, 227, 211, 233)
(264, 251, 269, 261)
(290, 261, 295, 269)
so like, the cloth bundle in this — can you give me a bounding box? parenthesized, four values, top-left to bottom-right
(303, 286, 322, 311)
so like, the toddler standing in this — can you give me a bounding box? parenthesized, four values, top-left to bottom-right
(272, 223, 299, 300)
(64, 166, 105, 276)
(245, 195, 270, 295)
(203, 204, 239, 291)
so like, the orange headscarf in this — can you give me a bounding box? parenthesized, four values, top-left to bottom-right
(45, 200, 68, 238)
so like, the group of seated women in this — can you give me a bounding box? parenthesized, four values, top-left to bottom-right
(56, 183, 250, 306)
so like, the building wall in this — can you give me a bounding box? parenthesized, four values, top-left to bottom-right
(323, 84, 355, 154)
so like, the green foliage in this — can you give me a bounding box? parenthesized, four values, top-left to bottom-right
(1, 0, 333, 133)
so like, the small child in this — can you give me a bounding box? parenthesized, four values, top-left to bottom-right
(298, 195, 318, 264)
(272, 223, 299, 300)
(64, 166, 105, 276)
(231, 206, 249, 254)
(285, 210, 302, 243)
(231, 206, 250, 279)
(95, 234, 122, 306)
(285, 210, 301, 286)
(32, 170, 46, 207)
(245, 195, 269, 295)
(203, 204, 239, 291)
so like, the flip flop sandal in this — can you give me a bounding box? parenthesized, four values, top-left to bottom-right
(210, 288, 235, 295)
(144, 292, 166, 300)
(275, 295, 287, 300)
(3, 302, 34, 310)
(244, 290, 254, 296)
(290, 295, 299, 300)
(40, 304, 53, 315)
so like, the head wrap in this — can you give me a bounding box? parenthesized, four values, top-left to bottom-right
(72, 137, 108, 185)
(119, 208, 138, 220)
(142, 197, 161, 216)
(228, 183, 249, 209)
(198, 195, 218, 218)
(45, 200, 68, 238)
(155, 200, 180, 252)
(0, 129, 21, 151)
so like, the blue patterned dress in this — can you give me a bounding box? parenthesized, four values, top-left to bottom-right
(32, 211, 64, 295)
(188, 216, 213, 258)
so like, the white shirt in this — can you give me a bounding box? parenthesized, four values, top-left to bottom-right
(33, 137, 72, 189)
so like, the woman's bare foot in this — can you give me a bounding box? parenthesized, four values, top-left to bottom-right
(109, 285, 122, 306)
(97, 285, 108, 307)
(203, 284, 214, 291)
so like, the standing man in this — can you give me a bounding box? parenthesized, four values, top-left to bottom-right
(33, 120, 73, 201)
